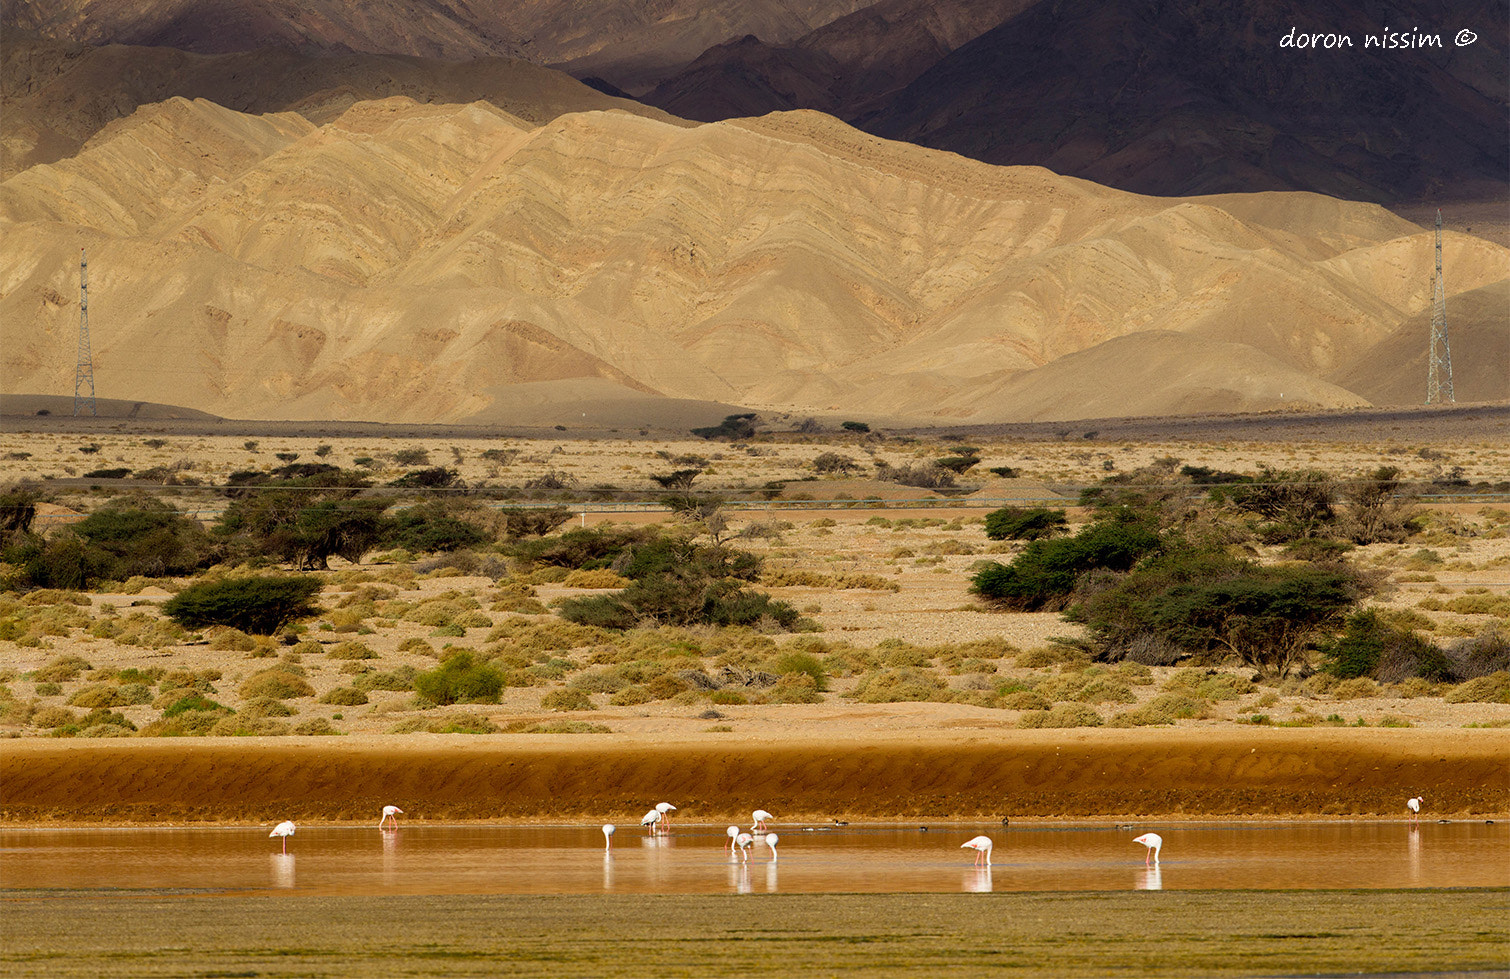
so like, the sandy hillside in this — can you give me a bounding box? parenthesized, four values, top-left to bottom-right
(3, 91, 1506, 424)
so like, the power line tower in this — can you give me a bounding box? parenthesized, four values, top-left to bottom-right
(74, 247, 96, 417)
(1426, 209, 1454, 405)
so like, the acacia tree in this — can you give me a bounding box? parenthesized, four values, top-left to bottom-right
(216, 471, 389, 570)
(1073, 549, 1366, 676)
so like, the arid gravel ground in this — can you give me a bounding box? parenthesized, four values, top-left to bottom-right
(3, 408, 1508, 825)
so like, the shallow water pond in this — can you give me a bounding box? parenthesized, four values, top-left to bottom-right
(2, 821, 1503, 896)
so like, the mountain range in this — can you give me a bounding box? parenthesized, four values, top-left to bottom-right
(0, 7, 1505, 425)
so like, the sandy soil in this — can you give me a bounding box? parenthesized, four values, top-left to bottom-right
(2, 420, 1507, 826)
(3, 727, 1506, 825)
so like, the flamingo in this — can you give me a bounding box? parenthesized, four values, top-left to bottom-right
(752, 809, 773, 832)
(726, 825, 741, 851)
(379, 805, 403, 829)
(640, 809, 662, 834)
(735, 832, 754, 861)
(655, 802, 676, 830)
(603, 823, 616, 850)
(765, 832, 779, 862)
(961, 835, 992, 866)
(1134, 832, 1162, 866)
(269, 820, 296, 853)
(1407, 796, 1423, 825)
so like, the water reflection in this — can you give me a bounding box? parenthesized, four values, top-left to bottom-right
(963, 867, 993, 893)
(3, 821, 1505, 897)
(382, 830, 399, 886)
(270, 853, 295, 889)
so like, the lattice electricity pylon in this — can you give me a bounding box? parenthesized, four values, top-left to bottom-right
(74, 247, 97, 416)
(1426, 210, 1454, 405)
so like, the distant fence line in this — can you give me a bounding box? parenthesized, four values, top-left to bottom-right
(26, 486, 1510, 528)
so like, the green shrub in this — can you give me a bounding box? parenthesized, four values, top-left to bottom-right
(320, 686, 369, 706)
(765, 672, 823, 704)
(1332, 677, 1380, 699)
(850, 668, 950, 703)
(971, 512, 1160, 611)
(541, 688, 595, 711)
(161, 693, 229, 716)
(507, 721, 612, 734)
(238, 668, 316, 700)
(294, 718, 342, 735)
(1321, 610, 1451, 682)
(1079, 549, 1364, 676)
(66, 684, 130, 709)
(327, 641, 378, 660)
(1000, 690, 1051, 710)
(397, 637, 438, 657)
(709, 690, 748, 705)
(388, 712, 497, 734)
(163, 576, 322, 634)
(984, 507, 1068, 541)
(352, 667, 418, 692)
(413, 650, 505, 705)
(1018, 703, 1104, 728)
(1108, 694, 1204, 727)
(1443, 672, 1510, 704)
(1162, 669, 1254, 701)
(32, 706, 77, 728)
(31, 655, 91, 683)
(767, 651, 829, 692)
(241, 697, 297, 718)
(609, 685, 653, 706)
(383, 503, 488, 552)
(209, 716, 292, 736)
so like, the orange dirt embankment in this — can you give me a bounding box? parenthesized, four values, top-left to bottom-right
(2, 729, 1506, 824)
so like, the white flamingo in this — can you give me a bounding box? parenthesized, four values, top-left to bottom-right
(765, 832, 779, 862)
(602, 823, 616, 850)
(726, 825, 741, 851)
(961, 835, 992, 866)
(735, 832, 754, 862)
(1407, 796, 1423, 825)
(269, 820, 296, 853)
(1134, 832, 1163, 866)
(379, 805, 403, 829)
(655, 802, 676, 830)
(640, 809, 662, 834)
(752, 809, 773, 832)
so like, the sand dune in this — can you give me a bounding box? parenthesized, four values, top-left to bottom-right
(3, 90, 1506, 423)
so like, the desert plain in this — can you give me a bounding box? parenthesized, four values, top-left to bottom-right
(2, 406, 1508, 826)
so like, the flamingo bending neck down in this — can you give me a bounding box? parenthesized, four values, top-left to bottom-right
(961, 835, 992, 866)
(1134, 832, 1162, 866)
(603, 823, 616, 850)
(1407, 796, 1423, 825)
(752, 809, 773, 832)
(726, 825, 741, 851)
(765, 832, 779, 862)
(735, 832, 754, 861)
(379, 805, 403, 829)
(269, 820, 296, 853)
(640, 809, 662, 834)
(655, 802, 676, 830)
